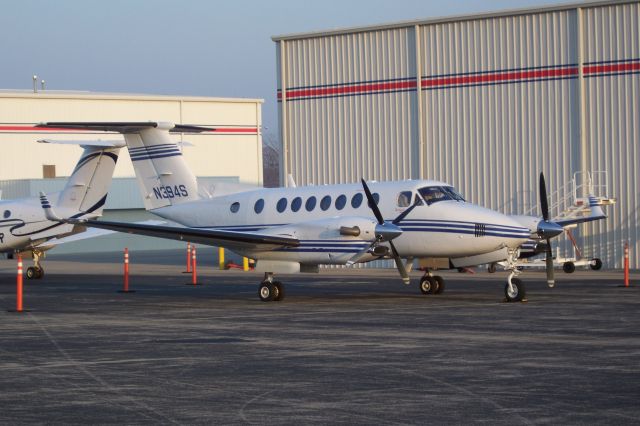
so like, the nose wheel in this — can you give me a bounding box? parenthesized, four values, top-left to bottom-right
(504, 249, 527, 302)
(504, 277, 526, 302)
(258, 273, 285, 302)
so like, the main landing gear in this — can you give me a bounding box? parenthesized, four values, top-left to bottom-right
(258, 272, 285, 302)
(419, 271, 445, 295)
(503, 248, 526, 302)
(26, 250, 45, 280)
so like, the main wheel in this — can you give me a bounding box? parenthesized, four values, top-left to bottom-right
(504, 278, 526, 302)
(563, 261, 576, 274)
(488, 263, 497, 273)
(590, 258, 603, 271)
(35, 267, 44, 279)
(433, 276, 445, 294)
(26, 266, 38, 280)
(273, 281, 285, 301)
(258, 282, 275, 302)
(419, 276, 436, 295)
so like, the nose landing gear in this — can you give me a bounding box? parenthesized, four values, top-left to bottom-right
(504, 249, 526, 302)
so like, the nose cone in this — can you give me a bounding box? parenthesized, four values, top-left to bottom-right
(375, 222, 403, 241)
(537, 220, 564, 239)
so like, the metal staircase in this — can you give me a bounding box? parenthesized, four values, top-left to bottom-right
(524, 171, 616, 223)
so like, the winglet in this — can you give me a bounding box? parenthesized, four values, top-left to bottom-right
(39, 192, 63, 222)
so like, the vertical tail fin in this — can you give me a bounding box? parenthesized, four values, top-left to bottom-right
(55, 146, 120, 216)
(35, 122, 205, 212)
(123, 124, 200, 210)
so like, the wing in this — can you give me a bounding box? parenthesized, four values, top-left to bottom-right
(78, 219, 300, 251)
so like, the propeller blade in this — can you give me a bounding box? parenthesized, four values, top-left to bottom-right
(389, 241, 410, 285)
(545, 238, 555, 288)
(361, 179, 384, 225)
(393, 198, 420, 225)
(539, 172, 550, 222)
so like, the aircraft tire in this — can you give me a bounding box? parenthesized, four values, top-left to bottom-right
(590, 258, 603, 271)
(563, 261, 576, 274)
(419, 276, 435, 295)
(434, 276, 445, 294)
(26, 266, 37, 280)
(488, 263, 497, 273)
(36, 267, 44, 279)
(258, 282, 276, 302)
(273, 281, 285, 301)
(504, 278, 526, 302)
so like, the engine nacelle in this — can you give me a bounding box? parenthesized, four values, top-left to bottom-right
(261, 216, 379, 242)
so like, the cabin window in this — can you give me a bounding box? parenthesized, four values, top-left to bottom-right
(368, 193, 380, 208)
(291, 196, 302, 212)
(320, 195, 332, 211)
(3, 210, 10, 218)
(397, 191, 412, 207)
(276, 197, 288, 213)
(335, 194, 347, 210)
(305, 196, 317, 211)
(230, 202, 240, 213)
(254, 199, 264, 214)
(351, 193, 363, 208)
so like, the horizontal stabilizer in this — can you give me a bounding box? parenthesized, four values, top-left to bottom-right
(36, 122, 212, 133)
(38, 139, 126, 148)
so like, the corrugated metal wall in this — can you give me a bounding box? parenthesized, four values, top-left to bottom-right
(276, 0, 640, 268)
(582, 2, 640, 267)
(279, 28, 418, 184)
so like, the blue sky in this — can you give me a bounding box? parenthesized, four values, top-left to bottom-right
(1, 0, 563, 139)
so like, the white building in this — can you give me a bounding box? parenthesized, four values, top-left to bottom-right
(0, 90, 263, 253)
(273, 0, 639, 268)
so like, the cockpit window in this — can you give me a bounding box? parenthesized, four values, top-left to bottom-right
(418, 186, 465, 205)
(442, 186, 465, 202)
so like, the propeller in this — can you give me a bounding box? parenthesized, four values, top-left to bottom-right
(359, 179, 412, 284)
(538, 172, 564, 288)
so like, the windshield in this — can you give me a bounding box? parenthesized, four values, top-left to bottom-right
(442, 186, 465, 201)
(418, 186, 465, 205)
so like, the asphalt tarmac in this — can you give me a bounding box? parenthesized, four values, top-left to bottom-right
(1, 250, 639, 425)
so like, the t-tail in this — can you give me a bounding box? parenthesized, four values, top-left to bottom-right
(37, 122, 207, 212)
(38, 139, 122, 218)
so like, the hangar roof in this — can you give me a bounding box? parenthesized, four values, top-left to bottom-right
(272, 0, 633, 41)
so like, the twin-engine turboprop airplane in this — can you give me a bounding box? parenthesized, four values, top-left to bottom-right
(36, 122, 604, 302)
(1, 139, 122, 278)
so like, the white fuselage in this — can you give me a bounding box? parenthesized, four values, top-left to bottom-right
(150, 180, 530, 265)
(0, 195, 75, 253)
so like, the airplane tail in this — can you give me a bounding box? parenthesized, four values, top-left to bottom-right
(36, 122, 210, 211)
(54, 145, 121, 217)
(123, 124, 200, 210)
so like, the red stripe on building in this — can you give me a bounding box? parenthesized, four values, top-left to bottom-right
(278, 80, 416, 100)
(422, 67, 578, 88)
(0, 125, 258, 134)
(583, 61, 640, 75)
(206, 127, 258, 134)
